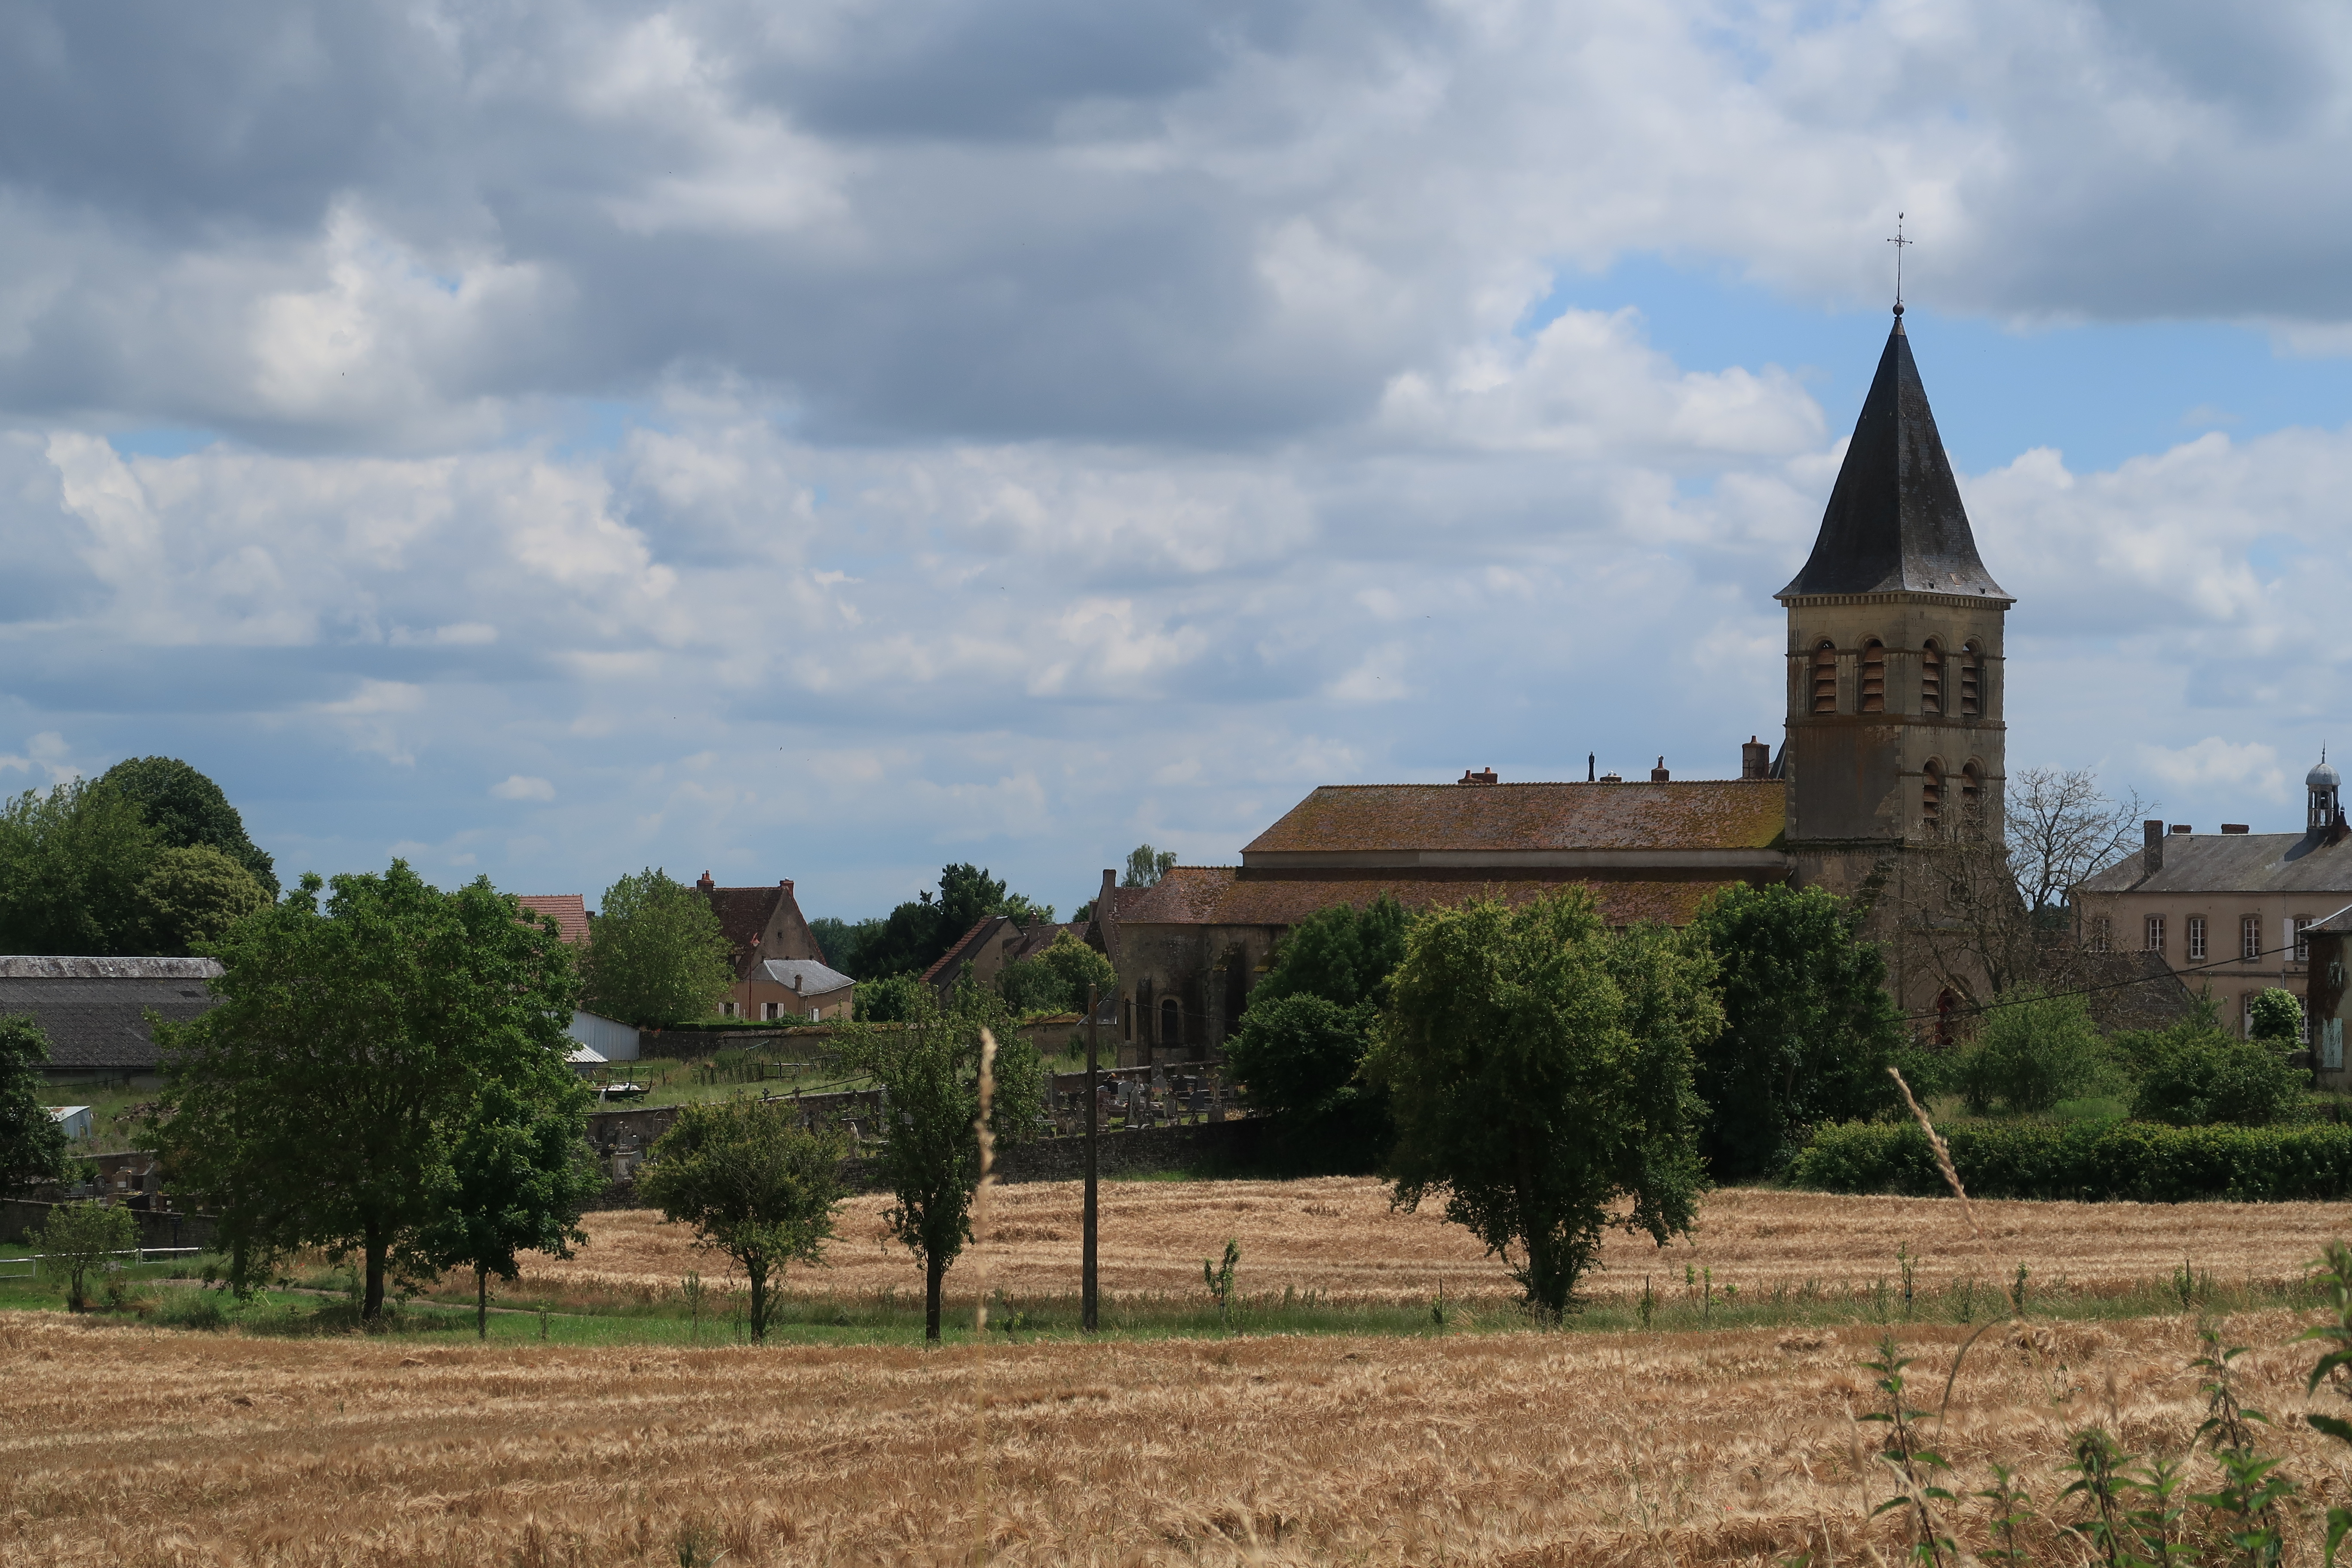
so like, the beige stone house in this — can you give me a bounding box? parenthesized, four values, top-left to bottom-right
(2074, 760, 2352, 1039)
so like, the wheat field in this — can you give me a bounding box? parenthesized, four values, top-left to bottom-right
(521, 1179, 2352, 1310)
(14, 1183, 2352, 1565)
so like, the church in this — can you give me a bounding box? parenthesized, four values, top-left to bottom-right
(1093, 306, 2013, 1063)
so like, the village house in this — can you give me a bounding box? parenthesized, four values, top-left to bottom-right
(692, 873, 826, 1017)
(921, 914, 1090, 1006)
(2079, 759, 2352, 1040)
(1088, 306, 2019, 1061)
(0, 956, 224, 1085)
(738, 957, 858, 1022)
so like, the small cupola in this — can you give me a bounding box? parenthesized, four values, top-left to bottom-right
(2310, 750, 2342, 833)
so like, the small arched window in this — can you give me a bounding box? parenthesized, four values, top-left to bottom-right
(1960, 642, 1982, 717)
(1920, 641, 1943, 716)
(1811, 642, 1838, 714)
(1859, 640, 1886, 713)
(1961, 760, 1984, 815)
(1922, 760, 1944, 830)
(1159, 996, 1182, 1048)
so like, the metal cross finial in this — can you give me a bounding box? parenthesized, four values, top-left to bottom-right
(1887, 211, 1911, 315)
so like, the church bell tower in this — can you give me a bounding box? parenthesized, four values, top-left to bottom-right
(1778, 307, 2012, 900)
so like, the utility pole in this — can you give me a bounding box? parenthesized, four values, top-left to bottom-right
(1082, 983, 1099, 1332)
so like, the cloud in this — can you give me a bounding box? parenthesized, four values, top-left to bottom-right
(491, 775, 556, 801)
(2137, 738, 2288, 800)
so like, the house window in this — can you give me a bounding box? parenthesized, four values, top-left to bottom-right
(2144, 915, 2166, 956)
(2243, 915, 2263, 961)
(1811, 642, 1838, 714)
(2297, 916, 2315, 963)
(762, 1001, 779, 1020)
(2089, 916, 2111, 953)
(2187, 915, 2207, 961)
(1859, 640, 1886, 713)
(1921, 641, 1943, 716)
(1159, 997, 1182, 1048)
(720, 1001, 737, 1018)
(2244, 994, 2260, 1037)
(1921, 760, 1944, 830)
(2301, 995, 2313, 1044)
(1960, 642, 1982, 717)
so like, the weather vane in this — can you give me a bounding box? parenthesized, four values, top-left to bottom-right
(1888, 211, 1911, 316)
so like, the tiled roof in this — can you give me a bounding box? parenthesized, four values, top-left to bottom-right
(1112, 867, 1749, 929)
(0, 965, 224, 1071)
(1007, 920, 1086, 962)
(923, 916, 1007, 987)
(704, 886, 781, 970)
(758, 958, 856, 995)
(1243, 781, 1786, 858)
(515, 894, 590, 945)
(2076, 833, 2352, 899)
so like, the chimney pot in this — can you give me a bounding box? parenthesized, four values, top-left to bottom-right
(697, 870, 714, 890)
(1741, 736, 1771, 781)
(2170, 824, 2191, 835)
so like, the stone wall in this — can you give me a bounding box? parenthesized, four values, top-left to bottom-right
(0, 1198, 217, 1251)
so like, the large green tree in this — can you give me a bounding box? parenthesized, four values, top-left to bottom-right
(998, 930, 1116, 1015)
(1684, 884, 1906, 1179)
(0, 779, 159, 955)
(1369, 891, 1717, 1316)
(1227, 894, 1411, 1171)
(637, 1099, 846, 1341)
(582, 868, 735, 1026)
(843, 864, 1057, 981)
(149, 864, 582, 1320)
(410, 1076, 600, 1338)
(0, 1015, 71, 1194)
(99, 756, 278, 896)
(137, 844, 270, 956)
(838, 992, 1044, 1341)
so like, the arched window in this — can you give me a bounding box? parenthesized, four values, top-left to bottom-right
(1159, 996, 1182, 1049)
(1922, 760, 1944, 830)
(1859, 640, 1886, 713)
(1811, 642, 1838, 713)
(1920, 641, 1943, 716)
(1960, 642, 1982, 717)
(1961, 760, 1984, 818)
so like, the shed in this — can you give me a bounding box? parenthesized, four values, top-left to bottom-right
(566, 1009, 640, 1062)
(0, 956, 224, 1082)
(49, 1105, 94, 1141)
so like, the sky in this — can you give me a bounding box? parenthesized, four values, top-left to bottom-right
(5, 0, 2352, 921)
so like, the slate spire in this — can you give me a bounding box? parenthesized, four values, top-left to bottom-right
(1777, 312, 2009, 602)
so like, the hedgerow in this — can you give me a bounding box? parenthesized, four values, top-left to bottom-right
(1787, 1117, 2352, 1202)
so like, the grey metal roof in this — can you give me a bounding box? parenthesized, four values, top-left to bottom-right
(0, 961, 222, 1071)
(1778, 315, 2011, 603)
(757, 958, 854, 994)
(2075, 832, 2352, 898)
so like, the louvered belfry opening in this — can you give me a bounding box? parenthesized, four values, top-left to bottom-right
(1921, 760, 1943, 830)
(1811, 642, 1838, 713)
(1960, 642, 1981, 717)
(1859, 640, 1886, 713)
(1920, 641, 1942, 715)
(1960, 760, 1983, 813)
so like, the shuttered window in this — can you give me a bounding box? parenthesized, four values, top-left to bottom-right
(1811, 643, 1838, 713)
(1860, 640, 1886, 713)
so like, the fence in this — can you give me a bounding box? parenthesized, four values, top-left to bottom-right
(0, 1246, 205, 1281)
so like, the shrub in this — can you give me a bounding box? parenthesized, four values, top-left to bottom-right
(2129, 1018, 2304, 1127)
(1949, 989, 2103, 1114)
(31, 1200, 138, 1311)
(854, 973, 924, 1023)
(152, 1290, 231, 1331)
(2250, 986, 2303, 1043)
(1789, 1117, 2352, 1202)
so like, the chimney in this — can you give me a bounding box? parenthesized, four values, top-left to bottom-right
(2170, 824, 2191, 835)
(780, 878, 793, 893)
(1588, 752, 1596, 782)
(2222, 824, 2251, 835)
(696, 870, 715, 891)
(2141, 819, 2165, 879)
(1458, 766, 1498, 784)
(1741, 736, 1770, 781)
(1650, 756, 1669, 783)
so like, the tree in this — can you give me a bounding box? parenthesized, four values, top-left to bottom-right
(809, 915, 880, 975)
(1368, 891, 1716, 1316)
(2004, 766, 2150, 926)
(1951, 989, 2105, 1115)
(2131, 1000, 2304, 1127)
(0, 779, 160, 955)
(1123, 845, 1177, 888)
(100, 756, 279, 896)
(939, 863, 1008, 936)
(837, 992, 1044, 1341)
(637, 1099, 846, 1342)
(582, 868, 735, 1026)
(998, 930, 1115, 1015)
(2250, 988, 2303, 1045)
(0, 1015, 70, 1195)
(31, 1200, 136, 1312)
(410, 1077, 600, 1338)
(137, 844, 270, 955)
(1685, 884, 1906, 1178)
(854, 973, 925, 1022)
(1226, 896, 1410, 1170)
(149, 864, 581, 1320)
(845, 864, 1057, 981)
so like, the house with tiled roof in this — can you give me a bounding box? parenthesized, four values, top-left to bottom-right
(1091, 309, 2023, 1061)
(922, 915, 1088, 1005)
(515, 894, 591, 945)
(1, 957, 224, 1083)
(693, 874, 822, 1009)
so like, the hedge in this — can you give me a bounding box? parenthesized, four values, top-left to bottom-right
(1786, 1118, 2352, 1203)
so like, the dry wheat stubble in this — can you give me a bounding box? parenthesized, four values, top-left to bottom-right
(6, 1302, 2351, 1565)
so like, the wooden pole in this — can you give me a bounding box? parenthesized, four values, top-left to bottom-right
(1083, 983, 1099, 1333)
